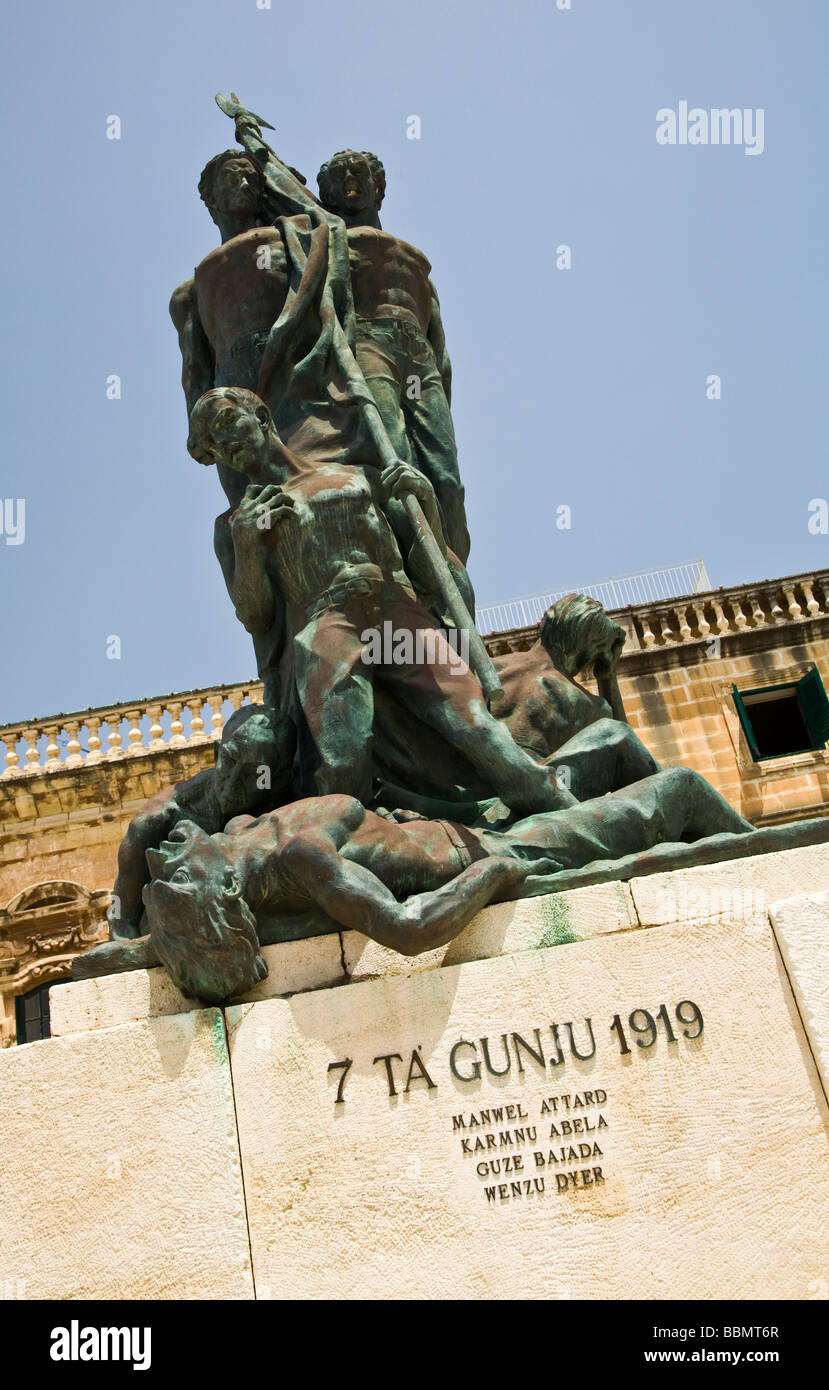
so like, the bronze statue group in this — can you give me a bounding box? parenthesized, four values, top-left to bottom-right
(81, 96, 793, 1003)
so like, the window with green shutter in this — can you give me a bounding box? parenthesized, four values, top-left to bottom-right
(732, 667, 829, 762)
(797, 666, 829, 745)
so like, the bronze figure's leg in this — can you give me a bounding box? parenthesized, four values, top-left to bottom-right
(378, 593, 575, 816)
(543, 716, 661, 800)
(402, 333, 471, 565)
(495, 766, 754, 869)
(357, 325, 471, 565)
(293, 604, 376, 804)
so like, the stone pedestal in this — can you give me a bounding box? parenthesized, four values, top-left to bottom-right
(2, 845, 828, 1300)
(0, 1009, 253, 1299)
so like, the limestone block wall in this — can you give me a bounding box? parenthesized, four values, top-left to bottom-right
(0, 747, 214, 1047)
(0, 746, 213, 903)
(618, 625, 829, 823)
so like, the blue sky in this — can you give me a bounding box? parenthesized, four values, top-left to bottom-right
(1, 0, 827, 723)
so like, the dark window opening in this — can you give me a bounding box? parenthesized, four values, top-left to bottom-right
(15, 983, 53, 1044)
(744, 690, 810, 757)
(733, 667, 829, 762)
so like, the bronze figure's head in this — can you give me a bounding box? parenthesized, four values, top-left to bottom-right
(198, 149, 265, 226)
(187, 388, 273, 474)
(142, 820, 267, 1003)
(317, 149, 386, 220)
(541, 594, 626, 677)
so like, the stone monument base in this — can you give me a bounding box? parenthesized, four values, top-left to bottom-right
(2, 843, 827, 1300)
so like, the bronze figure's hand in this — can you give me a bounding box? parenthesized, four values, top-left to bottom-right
(593, 624, 626, 677)
(231, 482, 295, 538)
(381, 461, 439, 512)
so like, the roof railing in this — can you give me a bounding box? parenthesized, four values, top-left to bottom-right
(475, 560, 712, 635)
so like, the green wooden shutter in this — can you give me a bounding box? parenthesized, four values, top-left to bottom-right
(797, 666, 829, 747)
(732, 684, 761, 760)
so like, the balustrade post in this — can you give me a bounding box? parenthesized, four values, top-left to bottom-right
(43, 724, 62, 770)
(22, 726, 42, 773)
(782, 584, 802, 620)
(106, 717, 124, 759)
(147, 705, 165, 750)
(207, 694, 225, 741)
(64, 721, 83, 768)
(85, 716, 103, 763)
(692, 603, 711, 639)
(167, 702, 186, 747)
(711, 600, 730, 635)
(801, 579, 820, 616)
(124, 709, 144, 756)
(2, 734, 21, 778)
(639, 613, 657, 648)
(186, 698, 207, 744)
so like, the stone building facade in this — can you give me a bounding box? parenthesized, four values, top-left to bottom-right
(1, 567, 827, 1047)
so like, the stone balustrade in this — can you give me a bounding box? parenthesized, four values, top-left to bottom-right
(624, 570, 828, 653)
(0, 681, 264, 781)
(484, 569, 829, 657)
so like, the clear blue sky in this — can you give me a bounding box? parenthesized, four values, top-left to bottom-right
(1, 0, 827, 723)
